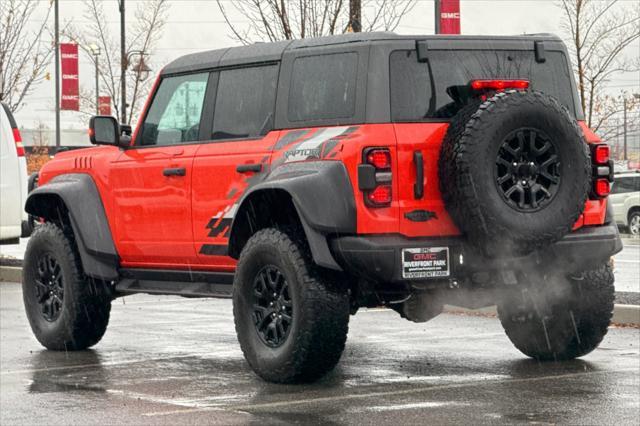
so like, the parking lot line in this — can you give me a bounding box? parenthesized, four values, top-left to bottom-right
(141, 367, 639, 417)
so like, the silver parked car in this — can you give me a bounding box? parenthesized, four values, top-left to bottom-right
(610, 171, 640, 235)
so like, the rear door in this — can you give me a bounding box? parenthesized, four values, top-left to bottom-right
(389, 47, 579, 238)
(111, 72, 209, 267)
(191, 64, 280, 269)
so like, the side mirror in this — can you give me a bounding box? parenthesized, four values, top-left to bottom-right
(89, 116, 120, 146)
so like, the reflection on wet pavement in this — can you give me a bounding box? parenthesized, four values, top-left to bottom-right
(1, 282, 639, 425)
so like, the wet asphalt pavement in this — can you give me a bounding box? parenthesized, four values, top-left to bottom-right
(1, 281, 639, 425)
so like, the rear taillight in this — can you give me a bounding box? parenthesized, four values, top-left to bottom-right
(366, 149, 391, 169)
(12, 128, 25, 157)
(367, 185, 392, 205)
(358, 147, 392, 207)
(470, 79, 529, 92)
(593, 144, 610, 164)
(595, 179, 610, 197)
(590, 143, 613, 198)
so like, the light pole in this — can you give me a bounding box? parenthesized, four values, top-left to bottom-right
(89, 44, 101, 115)
(623, 93, 640, 161)
(119, 0, 126, 124)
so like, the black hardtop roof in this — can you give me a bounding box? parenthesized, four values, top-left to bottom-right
(162, 31, 564, 75)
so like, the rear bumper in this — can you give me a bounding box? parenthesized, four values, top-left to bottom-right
(330, 224, 623, 284)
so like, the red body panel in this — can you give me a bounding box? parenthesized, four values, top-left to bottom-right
(111, 144, 200, 266)
(337, 125, 400, 235)
(191, 131, 281, 270)
(36, 116, 609, 272)
(578, 121, 609, 227)
(393, 123, 461, 237)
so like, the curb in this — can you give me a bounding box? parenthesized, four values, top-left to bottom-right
(2, 266, 639, 325)
(0, 266, 22, 283)
(445, 304, 640, 326)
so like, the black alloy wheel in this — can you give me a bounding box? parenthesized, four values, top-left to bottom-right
(252, 265, 293, 347)
(34, 253, 64, 322)
(495, 128, 561, 212)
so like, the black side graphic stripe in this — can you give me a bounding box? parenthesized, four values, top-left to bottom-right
(206, 217, 232, 238)
(199, 244, 228, 256)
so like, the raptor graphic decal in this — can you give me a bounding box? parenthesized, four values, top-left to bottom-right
(199, 126, 360, 256)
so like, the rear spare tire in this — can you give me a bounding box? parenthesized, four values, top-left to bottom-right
(439, 90, 591, 256)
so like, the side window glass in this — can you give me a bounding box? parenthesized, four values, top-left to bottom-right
(212, 65, 278, 140)
(288, 52, 358, 122)
(140, 73, 208, 146)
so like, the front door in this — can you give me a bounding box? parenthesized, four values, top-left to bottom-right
(111, 72, 209, 267)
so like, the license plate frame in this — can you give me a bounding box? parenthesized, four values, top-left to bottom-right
(401, 247, 450, 279)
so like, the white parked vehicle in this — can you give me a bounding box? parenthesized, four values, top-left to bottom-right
(610, 171, 640, 235)
(0, 102, 30, 244)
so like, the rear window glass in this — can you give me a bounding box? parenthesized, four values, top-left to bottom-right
(212, 64, 278, 140)
(288, 52, 358, 122)
(390, 49, 576, 121)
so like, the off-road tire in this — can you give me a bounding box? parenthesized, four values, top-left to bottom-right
(497, 264, 614, 360)
(22, 222, 111, 350)
(628, 210, 640, 236)
(233, 228, 350, 383)
(439, 90, 591, 256)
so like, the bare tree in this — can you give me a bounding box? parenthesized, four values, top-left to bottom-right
(0, 0, 53, 112)
(217, 0, 416, 44)
(64, 0, 168, 124)
(559, 0, 640, 135)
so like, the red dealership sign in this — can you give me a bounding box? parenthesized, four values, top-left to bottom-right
(98, 96, 111, 116)
(439, 0, 461, 35)
(60, 43, 79, 111)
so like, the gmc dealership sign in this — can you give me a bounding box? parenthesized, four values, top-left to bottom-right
(439, 0, 461, 35)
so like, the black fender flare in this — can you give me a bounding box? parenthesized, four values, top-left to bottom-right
(228, 161, 356, 270)
(25, 173, 119, 281)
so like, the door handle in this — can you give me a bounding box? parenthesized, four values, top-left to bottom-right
(163, 167, 186, 177)
(413, 150, 424, 199)
(236, 163, 262, 173)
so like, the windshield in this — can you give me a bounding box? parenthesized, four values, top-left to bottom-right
(390, 49, 577, 121)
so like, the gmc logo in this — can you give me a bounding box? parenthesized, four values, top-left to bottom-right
(413, 253, 438, 261)
(441, 12, 460, 19)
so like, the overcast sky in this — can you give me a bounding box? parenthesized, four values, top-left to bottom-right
(15, 0, 640, 129)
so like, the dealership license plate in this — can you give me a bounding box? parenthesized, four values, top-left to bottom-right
(401, 247, 450, 279)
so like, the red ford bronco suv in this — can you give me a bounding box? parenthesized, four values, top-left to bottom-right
(23, 33, 622, 383)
